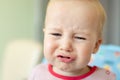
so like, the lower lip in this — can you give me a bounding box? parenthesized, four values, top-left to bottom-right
(57, 57, 75, 63)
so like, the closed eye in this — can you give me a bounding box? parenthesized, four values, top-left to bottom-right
(74, 36, 86, 40)
(50, 33, 62, 36)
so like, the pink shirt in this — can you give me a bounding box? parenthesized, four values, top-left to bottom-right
(28, 64, 116, 80)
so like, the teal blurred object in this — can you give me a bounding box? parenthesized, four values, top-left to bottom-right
(90, 45, 120, 80)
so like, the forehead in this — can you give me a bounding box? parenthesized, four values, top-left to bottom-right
(45, 0, 99, 31)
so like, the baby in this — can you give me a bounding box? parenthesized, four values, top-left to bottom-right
(29, 0, 116, 80)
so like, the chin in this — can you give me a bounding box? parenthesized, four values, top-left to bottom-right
(56, 62, 75, 71)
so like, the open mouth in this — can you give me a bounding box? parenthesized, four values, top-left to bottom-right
(57, 55, 75, 63)
(57, 55, 70, 59)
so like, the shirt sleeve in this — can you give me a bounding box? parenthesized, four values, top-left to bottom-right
(28, 64, 48, 80)
(103, 69, 116, 80)
(109, 71, 116, 80)
(28, 67, 36, 80)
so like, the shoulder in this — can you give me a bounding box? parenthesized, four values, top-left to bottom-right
(33, 63, 48, 72)
(30, 64, 48, 75)
(92, 66, 116, 80)
(28, 64, 49, 80)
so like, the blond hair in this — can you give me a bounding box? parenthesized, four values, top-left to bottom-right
(90, 0, 106, 38)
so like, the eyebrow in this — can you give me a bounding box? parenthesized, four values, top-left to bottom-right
(74, 29, 92, 36)
(45, 27, 61, 31)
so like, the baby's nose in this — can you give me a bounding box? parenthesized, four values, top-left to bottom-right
(59, 39, 73, 52)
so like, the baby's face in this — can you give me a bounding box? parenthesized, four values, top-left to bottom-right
(44, 1, 102, 75)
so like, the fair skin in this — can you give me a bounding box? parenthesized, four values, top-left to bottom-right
(44, 0, 102, 76)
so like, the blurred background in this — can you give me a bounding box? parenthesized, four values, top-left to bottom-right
(0, 0, 120, 80)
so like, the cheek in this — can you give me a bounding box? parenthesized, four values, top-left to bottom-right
(77, 49, 91, 66)
(76, 44, 93, 61)
(78, 49, 91, 59)
(43, 38, 58, 64)
(44, 38, 57, 56)
(77, 43, 94, 54)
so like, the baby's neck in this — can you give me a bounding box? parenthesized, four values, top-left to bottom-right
(53, 66, 90, 76)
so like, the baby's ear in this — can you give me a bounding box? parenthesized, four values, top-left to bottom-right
(93, 39, 102, 54)
(43, 28, 45, 32)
